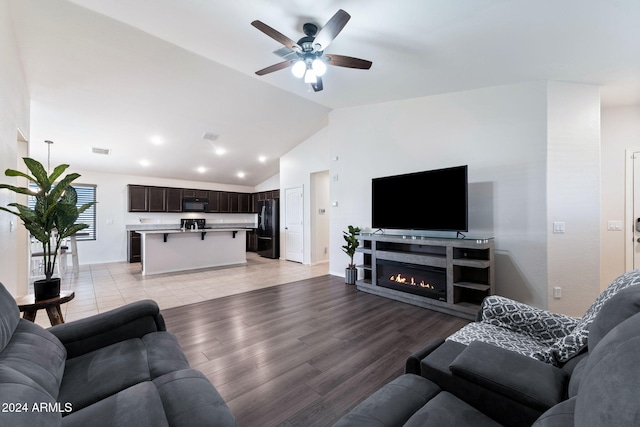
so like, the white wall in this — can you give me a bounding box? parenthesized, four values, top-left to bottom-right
(255, 173, 279, 192)
(310, 170, 330, 264)
(321, 81, 601, 312)
(328, 82, 550, 307)
(0, 0, 31, 296)
(601, 105, 640, 286)
(67, 169, 256, 265)
(546, 82, 601, 315)
(279, 127, 330, 264)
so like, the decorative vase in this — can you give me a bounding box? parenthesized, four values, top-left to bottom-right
(34, 278, 61, 301)
(345, 267, 357, 285)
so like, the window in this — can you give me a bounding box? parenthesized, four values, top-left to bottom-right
(28, 183, 97, 241)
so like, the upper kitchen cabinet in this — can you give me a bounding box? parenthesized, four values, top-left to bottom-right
(148, 187, 167, 212)
(166, 188, 183, 212)
(207, 191, 220, 212)
(219, 192, 230, 213)
(228, 193, 239, 212)
(183, 189, 209, 199)
(128, 185, 149, 212)
(238, 193, 250, 212)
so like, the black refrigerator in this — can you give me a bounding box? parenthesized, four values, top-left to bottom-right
(257, 199, 279, 259)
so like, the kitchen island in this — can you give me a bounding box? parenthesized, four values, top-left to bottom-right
(136, 228, 248, 275)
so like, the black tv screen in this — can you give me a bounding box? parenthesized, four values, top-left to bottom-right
(372, 165, 468, 232)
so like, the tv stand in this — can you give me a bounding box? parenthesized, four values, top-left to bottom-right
(356, 233, 494, 320)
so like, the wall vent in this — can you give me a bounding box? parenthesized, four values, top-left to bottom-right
(202, 132, 219, 141)
(92, 147, 110, 155)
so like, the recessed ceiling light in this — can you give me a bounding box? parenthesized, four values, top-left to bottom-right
(139, 159, 150, 167)
(215, 147, 226, 156)
(237, 171, 245, 178)
(150, 135, 163, 145)
(258, 155, 267, 163)
(196, 166, 206, 173)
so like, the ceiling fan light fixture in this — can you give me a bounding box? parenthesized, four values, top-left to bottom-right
(291, 60, 306, 78)
(312, 58, 327, 76)
(304, 69, 317, 84)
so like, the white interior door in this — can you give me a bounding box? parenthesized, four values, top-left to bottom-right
(285, 186, 304, 263)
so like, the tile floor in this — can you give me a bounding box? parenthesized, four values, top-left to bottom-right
(30, 253, 329, 328)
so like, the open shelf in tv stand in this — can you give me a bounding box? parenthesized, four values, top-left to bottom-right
(356, 234, 495, 320)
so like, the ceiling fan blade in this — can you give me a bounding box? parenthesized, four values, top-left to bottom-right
(255, 60, 293, 76)
(311, 76, 323, 92)
(251, 20, 301, 51)
(324, 54, 372, 70)
(313, 9, 350, 52)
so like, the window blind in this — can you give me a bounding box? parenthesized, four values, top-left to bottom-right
(28, 183, 96, 241)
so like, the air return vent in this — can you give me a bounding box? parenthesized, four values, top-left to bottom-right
(202, 132, 219, 141)
(92, 147, 110, 155)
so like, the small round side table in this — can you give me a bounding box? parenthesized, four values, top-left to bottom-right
(15, 291, 75, 326)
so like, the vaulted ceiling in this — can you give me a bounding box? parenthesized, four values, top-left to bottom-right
(9, 0, 640, 186)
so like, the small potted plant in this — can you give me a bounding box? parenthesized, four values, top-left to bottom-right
(0, 157, 94, 300)
(341, 225, 361, 285)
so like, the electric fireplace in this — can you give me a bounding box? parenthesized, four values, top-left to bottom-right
(377, 260, 446, 301)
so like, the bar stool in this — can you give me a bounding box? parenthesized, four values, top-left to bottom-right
(60, 233, 83, 275)
(29, 236, 61, 281)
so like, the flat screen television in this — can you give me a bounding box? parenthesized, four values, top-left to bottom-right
(372, 165, 468, 232)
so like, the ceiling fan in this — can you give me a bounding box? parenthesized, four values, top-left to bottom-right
(251, 9, 372, 92)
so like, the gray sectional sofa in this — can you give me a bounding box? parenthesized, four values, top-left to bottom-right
(0, 282, 237, 427)
(334, 272, 640, 426)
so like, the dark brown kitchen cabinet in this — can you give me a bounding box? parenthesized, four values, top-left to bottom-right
(148, 187, 167, 212)
(128, 185, 149, 212)
(228, 193, 239, 212)
(238, 193, 250, 212)
(251, 193, 259, 213)
(128, 231, 141, 263)
(166, 188, 182, 212)
(219, 192, 230, 212)
(207, 191, 220, 212)
(246, 230, 257, 252)
(183, 189, 208, 199)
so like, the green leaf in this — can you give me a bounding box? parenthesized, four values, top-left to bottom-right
(3, 168, 36, 182)
(48, 163, 69, 184)
(0, 183, 33, 195)
(55, 202, 79, 229)
(49, 173, 80, 202)
(60, 185, 78, 205)
(58, 224, 89, 239)
(23, 158, 51, 190)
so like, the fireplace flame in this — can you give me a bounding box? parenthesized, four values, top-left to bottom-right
(389, 274, 435, 289)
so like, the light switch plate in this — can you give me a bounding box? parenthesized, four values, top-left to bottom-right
(553, 222, 565, 234)
(607, 220, 623, 231)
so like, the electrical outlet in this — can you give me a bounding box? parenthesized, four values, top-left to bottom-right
(553, 287, 562, 299)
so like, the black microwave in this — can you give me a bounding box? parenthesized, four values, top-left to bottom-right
(182, 197, 208, 212)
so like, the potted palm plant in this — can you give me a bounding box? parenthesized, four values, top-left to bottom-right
(341, 225, 361, 285)
(0, 157, 94, 300)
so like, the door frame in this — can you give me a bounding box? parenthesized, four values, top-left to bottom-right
(624, 148, 640, 271)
